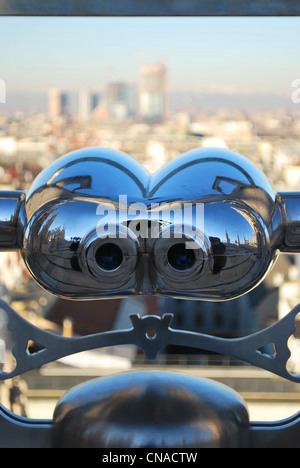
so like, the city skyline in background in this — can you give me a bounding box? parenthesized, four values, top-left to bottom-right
(48, 62, 167, 122)
(0, 15, 300, 190)
(0, 16, 300, 114)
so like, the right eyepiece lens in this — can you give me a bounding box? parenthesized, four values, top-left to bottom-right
(167, 243, 196, 271)
(95, 243, 123, 270)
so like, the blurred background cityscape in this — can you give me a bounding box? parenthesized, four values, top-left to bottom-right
(1, 16, 300, 423)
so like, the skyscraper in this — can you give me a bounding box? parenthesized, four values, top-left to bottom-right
(139, 63, 167, 122)
(78, 88, 91, 122)
(79, 88, 101, 121)
(48, 88, 68, 118)
(106, 82, 137, 120)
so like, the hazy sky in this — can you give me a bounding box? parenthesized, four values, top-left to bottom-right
(0, 16, 299, 96)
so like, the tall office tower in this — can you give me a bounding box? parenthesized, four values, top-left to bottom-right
(79, 88, 92, 121)
(125, 84, 138, 118)
(139, 63, 167, 122)
(91, 93, 101, 111)
(79, 89, 101, 121)
(48, 88, 68, 118)
(106, 82, 137, 120)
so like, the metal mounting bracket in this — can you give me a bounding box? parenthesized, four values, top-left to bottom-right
(1, 299, 299, 382)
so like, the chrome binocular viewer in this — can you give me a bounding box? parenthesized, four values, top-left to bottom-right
(1, 146, 299, 301)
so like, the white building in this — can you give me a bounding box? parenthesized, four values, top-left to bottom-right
(139, 63, 167, 122)
(48, 88, 68, 118)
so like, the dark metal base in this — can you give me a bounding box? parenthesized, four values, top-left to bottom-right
(53, 370, 250, 448)
(1, 369, 300, 447)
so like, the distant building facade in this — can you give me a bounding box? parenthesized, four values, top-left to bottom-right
(106, 82, 137, 120)
(78, 88, 101, 121)
(139, 63, 167, 122)
(48, 88, 68, 118)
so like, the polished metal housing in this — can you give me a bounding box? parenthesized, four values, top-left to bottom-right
(0, 146, 298, 301)
(53, 371, 250, 448)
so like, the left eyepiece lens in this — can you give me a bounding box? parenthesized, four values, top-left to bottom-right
(95, 243, 123, 270)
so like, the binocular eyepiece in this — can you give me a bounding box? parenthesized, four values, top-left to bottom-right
(1, 146, 299, 301)
(94, 242, 195, 272)
(167, 243, 196, 271)
(95, 243, 124, 271)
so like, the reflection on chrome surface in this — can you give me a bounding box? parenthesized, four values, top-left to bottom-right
(0, 146, 299, 301)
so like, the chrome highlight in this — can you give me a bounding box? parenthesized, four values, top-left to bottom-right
(1, 146, 299, 301)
